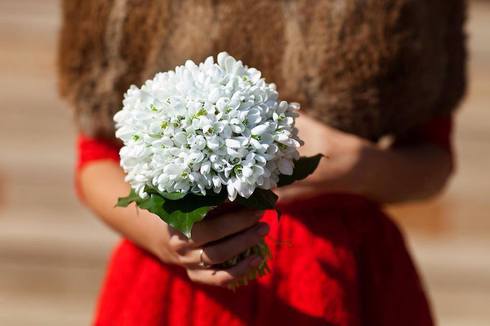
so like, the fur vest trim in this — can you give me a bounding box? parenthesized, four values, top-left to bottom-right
(58, 0, 466, 140)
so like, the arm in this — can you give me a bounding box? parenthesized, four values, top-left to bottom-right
(79, 161, 173, 260)
(278, 114, 454, 204)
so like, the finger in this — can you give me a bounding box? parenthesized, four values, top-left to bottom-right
(187, 255, 262, 287)
(191, 209, 264, 246)
(199, 222, 269, 266)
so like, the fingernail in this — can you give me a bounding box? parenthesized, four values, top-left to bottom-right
(257, 224, 270, 236)
(249, 256, 262, 267)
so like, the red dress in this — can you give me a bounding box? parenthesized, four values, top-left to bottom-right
(77, 117, 452, 326)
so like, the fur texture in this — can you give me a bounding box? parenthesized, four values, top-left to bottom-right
(58, 0, 467, 140)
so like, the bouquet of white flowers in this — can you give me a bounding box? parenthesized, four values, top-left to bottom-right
(114, 52, 321, 287)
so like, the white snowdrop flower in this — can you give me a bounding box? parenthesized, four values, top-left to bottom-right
(114, 52, 302, 201)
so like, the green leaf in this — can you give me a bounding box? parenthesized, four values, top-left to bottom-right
(161, 192, 187, 200)
(138, 194, 167, 217)
(115, 189, 141, 207)
(163, 206, 213, 238)
(137, 191, 227, 238)
(144, 186, 187, 200)
(116, 188, 230, 238)
(236, 188, 278, 210)
(277, 154, 323, 187)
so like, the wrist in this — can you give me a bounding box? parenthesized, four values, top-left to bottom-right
(135, 215, 180, 265)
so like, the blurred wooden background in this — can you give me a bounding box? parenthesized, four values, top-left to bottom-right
(0, 1, 488, 325)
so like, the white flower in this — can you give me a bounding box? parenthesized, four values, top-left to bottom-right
(114, 52, 302, 201)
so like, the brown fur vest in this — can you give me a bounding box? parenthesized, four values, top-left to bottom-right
(58, 0, 466, 141)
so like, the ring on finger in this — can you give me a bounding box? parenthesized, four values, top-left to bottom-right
(199, 248, 211, 268)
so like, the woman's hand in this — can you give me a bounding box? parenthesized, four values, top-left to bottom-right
(79, 161, 270, 288)
(157, 208, 270, 287)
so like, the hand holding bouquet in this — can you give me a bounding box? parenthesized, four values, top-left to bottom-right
(114, 52, 321, 288)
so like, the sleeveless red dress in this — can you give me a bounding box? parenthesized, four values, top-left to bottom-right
(77, 117, 452, 326)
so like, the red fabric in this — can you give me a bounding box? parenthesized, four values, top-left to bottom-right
(76, 117, 453, 326)
(417, 116, 453, 152)
(77, 135, 121, 170)
(75, 135, 121, 200)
